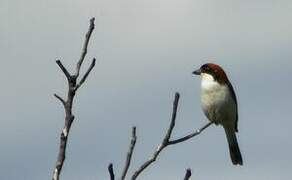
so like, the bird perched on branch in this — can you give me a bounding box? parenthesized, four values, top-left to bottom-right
(192, 63, 243, 165)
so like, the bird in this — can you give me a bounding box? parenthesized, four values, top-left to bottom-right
(192, 63, 243, 165)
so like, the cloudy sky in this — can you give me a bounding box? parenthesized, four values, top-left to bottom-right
(0, 0, 291, 179)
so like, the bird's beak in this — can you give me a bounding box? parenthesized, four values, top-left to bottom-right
(192, 69, 201, 75)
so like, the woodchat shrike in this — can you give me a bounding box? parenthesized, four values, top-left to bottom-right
(193, 63, 243, 165)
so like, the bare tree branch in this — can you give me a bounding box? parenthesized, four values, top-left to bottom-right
(52, 18, 96, 180)
(56, 60, 71, 80)
(183, 169, 192, 180)
(163, 92, 180, 143)
(168, 122, 213, 145)
(52, 114, 74, 180)
(108, 163, 115, 180)
(76, 17, 95, 77)
(130, 93, 180, 180)
(76, 58, 96, 90)
(130, 92, 213, 180)
(120, 126, 137, 180)
(54, 93, 66, 107)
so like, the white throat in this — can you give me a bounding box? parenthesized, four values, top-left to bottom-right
(201, 73, 214, 81)
(201, 73, 218, 89)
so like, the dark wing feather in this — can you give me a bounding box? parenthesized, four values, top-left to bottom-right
(227, 81, 239, 132)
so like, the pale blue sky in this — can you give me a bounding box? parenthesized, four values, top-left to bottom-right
(0, 0, 291, 179)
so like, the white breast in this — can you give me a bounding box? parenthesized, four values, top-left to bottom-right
(200, 73, 235, 124)
(201, 73, 227, 108)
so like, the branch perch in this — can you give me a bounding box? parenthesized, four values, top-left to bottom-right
(168, 121, 213, 145)
(52, 17, 96, 180)
(130, 92, 213, 180)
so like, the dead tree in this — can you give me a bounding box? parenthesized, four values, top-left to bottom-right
(109, 93, 213, 180)
(52, 18, 96, 180)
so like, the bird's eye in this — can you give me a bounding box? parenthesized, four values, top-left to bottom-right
(202, 64, 208, 70)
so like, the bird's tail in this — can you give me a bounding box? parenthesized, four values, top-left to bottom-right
(224, 126, 243, 165)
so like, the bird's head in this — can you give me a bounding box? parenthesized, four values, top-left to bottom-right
(192, 63, 228, 84)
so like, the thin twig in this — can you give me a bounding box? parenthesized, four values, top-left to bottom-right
(163, 92, 180, 143)
(56, 60, 71, 80)
(52, 18, 96, 180)
(54, 93, 66, 107)
(76, 17, 95, 77)
(168, 122, 213, 145)
(76, 58, 96, 90)
(120, 127, 137, 180)
(183, 169, 192, 180)
(108, 163, 115, 180)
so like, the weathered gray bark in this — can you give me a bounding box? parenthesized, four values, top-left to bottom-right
(52, 18, 96, 180)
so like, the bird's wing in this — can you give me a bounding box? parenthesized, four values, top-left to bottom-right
(227, 81, 238, 132)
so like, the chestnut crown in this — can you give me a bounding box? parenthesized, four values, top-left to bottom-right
(192, 63, 228, 84)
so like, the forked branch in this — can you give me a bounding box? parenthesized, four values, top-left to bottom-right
(110, 92, 213, 180)
(130, 93, 213, 179)
(130, 93, 180, 179)
(52, 18, 96, 180)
